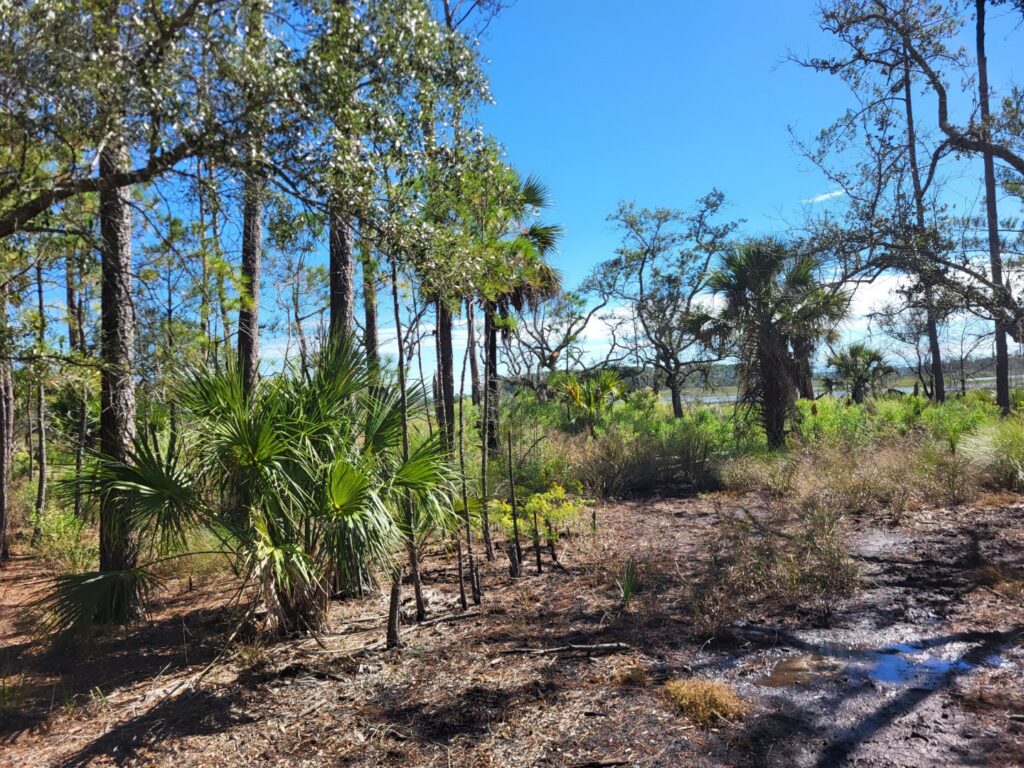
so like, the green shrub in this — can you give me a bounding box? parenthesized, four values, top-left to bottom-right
(922, 398, 997, 453)
(963, 416, 1024, 491)
(31, 509, 97, 573)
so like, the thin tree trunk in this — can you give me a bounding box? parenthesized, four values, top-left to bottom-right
(33, 263, 46, 535)
(466, 297, 481, 406)
(483, 301, 499, 455)
(435, 300, 455, 451)
(457, 338, 481, 604)
(238, 174, 263, 393)
(385, 571, 402, 649)
(66, 253, 86, 517)
(976, 0, 1009, 414)
(480, 305, 495, 561)
(0, 284, 12, 561)
(329, 204, 355, 338)
(361, 240, 379, 374)
(506, 431, 522, 575)
(902, 46, 946, 403)
(390, 259, 426, 622)
(98, 144, 139, 593)
(237, 0, 265, 395)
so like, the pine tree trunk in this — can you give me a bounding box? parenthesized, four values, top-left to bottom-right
(0, 284, 12, 561)
(33, 263, 46, 533)
(483, 302, 499, 455)
(237, 0, 266, 395)
(360, 240, 379, 373)
(238, 174, 262, 393)
(98, 145, 139, 584)
(390, 260, 426, 622)
(902, 46, 946, 403)
(466, 297, 481, 406)
(66, 253, 86, 516)
(976, 0, 1010, 414)
(329, 205, 355, 338)
(435, 300, 455, 451)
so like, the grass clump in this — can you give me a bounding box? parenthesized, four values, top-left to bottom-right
(611, 663, 649, 687)
(662, 678, 744, 727)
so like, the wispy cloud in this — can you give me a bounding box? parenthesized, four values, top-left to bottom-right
(802, 189, 846, 205)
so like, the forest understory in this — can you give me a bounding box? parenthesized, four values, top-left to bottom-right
(3, 490, 1024, 768)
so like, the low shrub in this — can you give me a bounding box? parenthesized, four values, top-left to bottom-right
(689, 500, 858, 635)
(662, 678, 744, 727)
(31, 508, 97, 573)
(963, 416, 1024, 491)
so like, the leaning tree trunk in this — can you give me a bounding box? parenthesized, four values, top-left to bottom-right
(329, 204, 355, 338)
(98, 144, 139, 595)
(976, 0, 1009, 414)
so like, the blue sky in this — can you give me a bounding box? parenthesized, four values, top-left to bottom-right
(475, 0, 1022, 292)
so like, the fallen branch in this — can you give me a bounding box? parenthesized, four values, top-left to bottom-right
(500, 642, 630, 656)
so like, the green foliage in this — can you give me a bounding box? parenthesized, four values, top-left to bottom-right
(520, 485, 587, 540)
(43, 339, 457, 639)
(824, 343, 895, 403)
(963, 416, 1024, 491)
(30, 508, 97, 573)
(615, 558, 642, 607)
(922, 398, 997, 453)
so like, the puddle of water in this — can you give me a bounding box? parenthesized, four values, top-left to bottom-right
(755, 644, 1004, 688)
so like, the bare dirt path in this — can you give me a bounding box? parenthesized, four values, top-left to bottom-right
(2, 495, 1023, 767)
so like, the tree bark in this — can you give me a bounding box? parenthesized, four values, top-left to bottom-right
(66, 253, 87, 516)
(33, 263, 46, 532)
(976, 0, 1009, 414)
(483, 301, 499, 455)
(98, 144, 139, 584)
(902, 45, 946, 403)
(238, 174, 263, 393)
(0, 284, 12, 561)
(435, 300, 455, 451)
(328, 205, 355, 338)
(668, 374, 683, 418)
(360, 240, 379, 374)
(389, 260, 426, 621)
(466, 297, 481, 406)
(237, 0, 266, 395)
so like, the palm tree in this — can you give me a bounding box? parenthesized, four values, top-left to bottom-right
(44, 338, 457, 640)
(476, 173, 563, 454)
(710, 238, 848, 449)
(825, 343, 895, 404)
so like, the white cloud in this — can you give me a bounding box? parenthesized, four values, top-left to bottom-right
(802, 189, 846, 205)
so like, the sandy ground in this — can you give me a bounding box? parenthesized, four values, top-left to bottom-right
(2, 493, 1024, 767)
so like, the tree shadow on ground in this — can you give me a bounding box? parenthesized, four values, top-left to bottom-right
(729, 625, 1024, 768)
(0, 603, 229, 739)
(54, 686, 252, 768)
